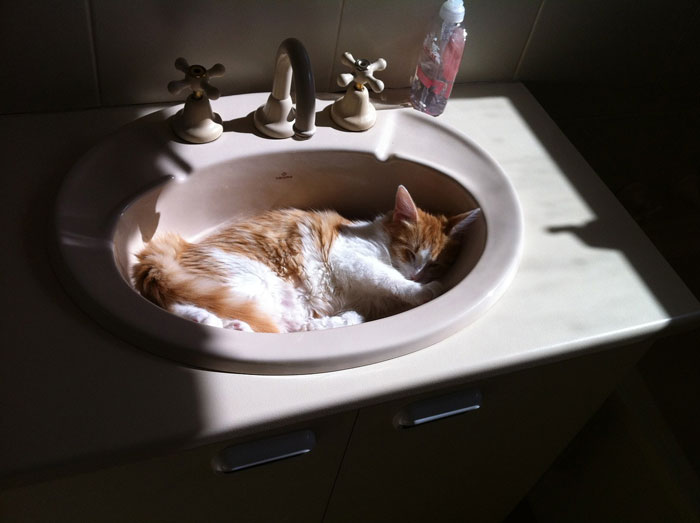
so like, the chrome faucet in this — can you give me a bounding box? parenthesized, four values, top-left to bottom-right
(254, 38, 316, 139)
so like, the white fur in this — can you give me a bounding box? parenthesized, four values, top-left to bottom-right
(222, 319, 254, 332)
(170, 303, 224, 328)
(302, 311, 365, 331)
(326, 219, 440, 317)
(205, 249, 311, 332)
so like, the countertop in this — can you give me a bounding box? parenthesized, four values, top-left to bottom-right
(2, 83, 698, 486)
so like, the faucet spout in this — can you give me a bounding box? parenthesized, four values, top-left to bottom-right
(254, 38, 316, 139)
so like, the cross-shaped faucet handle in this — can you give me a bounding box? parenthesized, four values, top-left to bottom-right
(167, 57, 225, 100)
(337, 52, 386, 93)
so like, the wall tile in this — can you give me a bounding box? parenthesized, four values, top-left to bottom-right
(0, 0, 99, 114)
(92, 0, 343, 106)
(333, 0, 542, 91)
(456, 0, 542, 83)
(516, 0, 699, 84)
(332, 0, 443, 90)
(6, 0, 693, 113)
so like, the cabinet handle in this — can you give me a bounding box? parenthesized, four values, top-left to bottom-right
(395, 389, 482, 428)
(212, 430, 316, 473)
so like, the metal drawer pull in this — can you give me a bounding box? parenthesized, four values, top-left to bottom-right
(396, 389, 482, 428)
(212, 429, 316, 473)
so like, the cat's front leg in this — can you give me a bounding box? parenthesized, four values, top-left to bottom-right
(352, 256, 443, 306)
(335, 254, 441, 312)
(418, 280, 443, 303)
(401, 279, 443, 306)
(366, 259, 443, 305)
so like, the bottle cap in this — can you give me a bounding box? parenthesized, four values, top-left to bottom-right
(440, 0, 465, 23)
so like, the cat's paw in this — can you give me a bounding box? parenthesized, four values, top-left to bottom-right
(417, 281, 443, 304)
(171, 304, 224, 328)
(222, 319, 254, 332)
(339, 311, 364, 326)
(425, 280, 444, 297)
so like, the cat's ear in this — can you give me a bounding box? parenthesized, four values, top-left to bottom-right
(393, 185, 419, 224)
(447, 208, 482, 237)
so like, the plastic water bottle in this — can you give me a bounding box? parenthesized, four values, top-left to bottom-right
(410, 0, 467, 116)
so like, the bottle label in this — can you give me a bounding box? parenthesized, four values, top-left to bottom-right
(416, 65, 453, 98)
(442, 31, 465, 81)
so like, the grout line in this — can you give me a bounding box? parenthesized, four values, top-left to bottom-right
(84, 0, 102, 107)
(513, 0, 546, 81)
(328, 0, 346, 93)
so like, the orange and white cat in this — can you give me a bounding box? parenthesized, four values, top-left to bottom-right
(133, 185, 480, 333)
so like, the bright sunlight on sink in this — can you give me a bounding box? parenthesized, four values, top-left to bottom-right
(52, 93, 522, 374)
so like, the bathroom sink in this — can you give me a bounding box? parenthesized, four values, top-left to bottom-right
(52, 93, 522, 374)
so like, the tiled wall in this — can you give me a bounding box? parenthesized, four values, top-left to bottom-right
(2, 0, 699, 114)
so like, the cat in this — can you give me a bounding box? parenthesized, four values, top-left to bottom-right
(132, 185, 481, 333)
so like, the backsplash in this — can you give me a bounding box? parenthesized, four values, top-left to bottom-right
(2, 0, 698, 114)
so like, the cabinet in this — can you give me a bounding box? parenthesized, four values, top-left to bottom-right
(324, 343, 646, 523)
(0, 411, 356, 523)
(1, 343, 645, 523)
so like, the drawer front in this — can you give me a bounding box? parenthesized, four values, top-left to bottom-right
(324, 343, 645, 523)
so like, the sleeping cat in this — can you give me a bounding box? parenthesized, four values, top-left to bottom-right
(132, 185, 480, 333)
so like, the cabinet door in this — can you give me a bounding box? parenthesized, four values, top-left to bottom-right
(1, 411, 356, 523)
(324, 343, 645, 523)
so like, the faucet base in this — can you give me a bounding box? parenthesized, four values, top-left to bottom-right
(170, 96, 223, 143)
(330, 87, 377, 132)
(254, 94, 295, 138)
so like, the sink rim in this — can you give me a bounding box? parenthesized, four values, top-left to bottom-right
(51, 93, 523, 375)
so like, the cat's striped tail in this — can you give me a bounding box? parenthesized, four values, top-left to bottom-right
(132, 233, 280, 333)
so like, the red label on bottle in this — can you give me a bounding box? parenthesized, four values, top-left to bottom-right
(416, 65, 450, 97)
(415, 30, 464, 101)
(442, 33, 465, 83)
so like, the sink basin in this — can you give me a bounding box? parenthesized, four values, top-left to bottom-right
(52, 93, 522, 374)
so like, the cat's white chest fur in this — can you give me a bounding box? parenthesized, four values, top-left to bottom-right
(327, 221, 436, 318)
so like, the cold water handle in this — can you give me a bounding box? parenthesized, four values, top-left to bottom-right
(167, 57, 226, 143)
(337, 52, 386, 93)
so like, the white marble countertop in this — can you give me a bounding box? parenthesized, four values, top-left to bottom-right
(2, 83, 698, 485)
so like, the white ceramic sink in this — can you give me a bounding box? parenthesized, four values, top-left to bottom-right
(52, 93, 522, 374)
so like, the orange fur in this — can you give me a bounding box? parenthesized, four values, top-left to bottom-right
(132, 233, 280, 333)
(185, 209, 351, 285)
(384, 209, 451, 265)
